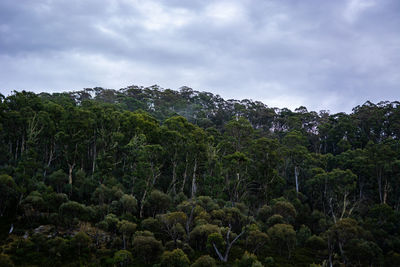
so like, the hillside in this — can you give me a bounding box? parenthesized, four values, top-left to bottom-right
(0, 87, 400, 266)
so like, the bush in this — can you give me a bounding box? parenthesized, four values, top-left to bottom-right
(132, 231, 164, 264)
(160, 248, 190, 267)
(267, 224, 296, 258)
(236, 251, 263, 267)
(305, 235, 326, 251)
(272, 201, 296, 222)
(266, 214, 284, 227)
(113, 250, 133, 267)
(191, 255, 216, 267)
(190, 224, 220, 251)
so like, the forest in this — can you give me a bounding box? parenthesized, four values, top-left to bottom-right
(0, 85, 400, 266)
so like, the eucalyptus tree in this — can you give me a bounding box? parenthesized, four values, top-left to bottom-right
(282, 130, 310, 194)
(159, 211, 187, 247)
(366, 141, 399, 204)
(267, 223, 296, 258)
(248, 137, 283, 204)
(222, 152, 250, 203)
(136, 144, 164, 218)
(307, 169, 357, 222)
(118, 220, 137, 249)
(208, 225, 246, 263)
(57, 106, 94, 185)
(220, 118, 255, 203)
(161, 116, 194, 196)
(0, 174, 19, 217)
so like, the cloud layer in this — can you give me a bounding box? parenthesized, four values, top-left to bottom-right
(1, 0, 399, 112)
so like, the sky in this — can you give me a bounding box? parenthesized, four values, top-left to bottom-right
(0, 0, 399, 113)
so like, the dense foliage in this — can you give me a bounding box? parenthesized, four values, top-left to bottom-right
(1, 86, 400, 266)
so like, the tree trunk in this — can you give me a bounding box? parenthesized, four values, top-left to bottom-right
(44, 140, 55, 177)
(21, 136, 25, 155)
(185, 201, 196, 242)
(338, 241, 346, 264)
(123, 234, 126, 250)
(191, 158, 197, 199)
(212, 243, 226, 262)
(67, 144, 78, 185)
(169, 161, 177, 195)
(340, 192, 348, 220)
(235, 172, 240, 202)
(92, 140, 96, 175)
(8, 141, 12, 157)
(140, 164, 159, 218)
(180, 153, 189, 193)
(378, 168, 383, 203)
(15, 139, 19, 160)
(328, 236, 333, 267)
(329, 197, 337, 223)
(68, 163, 75, 185)
(359, 178, 364, 200)
(383, 178, 389, 204)
(139, 188, 148, 218)
(295, 165, 299, 193)
(212, 225, 245, 262)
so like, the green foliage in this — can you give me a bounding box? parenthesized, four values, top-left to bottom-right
(146, 189, 172, 217)
(246, 229, 269, 255)
(2, 88, 400, 266)
(297, 225, 311, 246)
(159, 211, 187, 245)
(0, 174, 18, 216)
(120, 194, 137, 214)
(141, 217, 162, 234)
(327, 218, 362, 247)
(345, 239, 383, 266)
(48, 169, 68, 193)
(272, 201, 297, 223)
(160, 248, 190, 267)
(118, 220, 137, 249)
(191, 255, 216, 267)
(0, 254, 14, 267)
(236, 251, 263, 267)
(190, 224, 221, 251)
(59, 201, 88, 226)
(305, 235, 326, 251)
(267, 224, 296, 258)
(132, 231, 164, 264)
(113, 250, 133, 267)
(70, 232, 91, 257)
(207, 232, 224, 252)
(266, 214, 284, 227)
(257, 204, 272, 222)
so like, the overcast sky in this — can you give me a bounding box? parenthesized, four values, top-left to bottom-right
(0, 0, 399, 113)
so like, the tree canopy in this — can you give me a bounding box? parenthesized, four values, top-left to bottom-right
(1, 87, 400, 266)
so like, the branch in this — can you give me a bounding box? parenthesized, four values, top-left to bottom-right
(221, 224, 246, 262)
(185, 200, 196, 240)
(212, 242, 225, 262)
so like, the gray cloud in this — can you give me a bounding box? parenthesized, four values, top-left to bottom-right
(0, 0, 399, 113)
